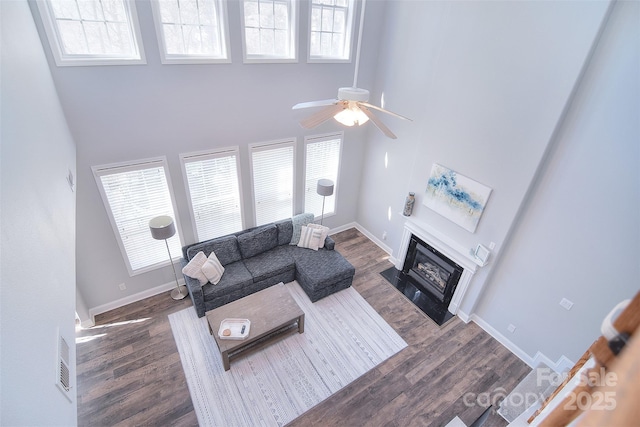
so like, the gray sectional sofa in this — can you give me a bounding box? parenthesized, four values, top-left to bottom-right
(180, 217, 355, 317)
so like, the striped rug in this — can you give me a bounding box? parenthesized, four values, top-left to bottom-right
(169, 281, 407, 427)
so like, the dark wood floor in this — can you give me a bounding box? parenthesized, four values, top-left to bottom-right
(76, 228, 530, 426)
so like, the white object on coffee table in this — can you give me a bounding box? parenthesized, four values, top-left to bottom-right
(218, 318, 250, 340)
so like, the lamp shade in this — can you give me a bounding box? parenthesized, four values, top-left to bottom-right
(317, 179, 334, 197)
(149, 215, 176, 240)
(334, 105, 370, 127)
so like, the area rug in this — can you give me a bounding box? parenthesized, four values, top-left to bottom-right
(169, 281, 407, 427)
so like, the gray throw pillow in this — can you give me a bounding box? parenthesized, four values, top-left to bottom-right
(290, 212, 315, 245)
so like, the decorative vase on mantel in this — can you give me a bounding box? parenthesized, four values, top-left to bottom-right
(403, 192, 415, 216)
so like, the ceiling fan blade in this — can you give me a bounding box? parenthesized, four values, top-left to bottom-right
(299, 102, 347, 129)
(292, 99, 338, 110)
(360, 105, 397, 139)
(360, 102, 412, 121)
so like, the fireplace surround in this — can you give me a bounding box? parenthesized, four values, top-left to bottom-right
(383, 218, 483, 324)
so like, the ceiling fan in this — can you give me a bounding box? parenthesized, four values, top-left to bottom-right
(292, 0, 411, 139)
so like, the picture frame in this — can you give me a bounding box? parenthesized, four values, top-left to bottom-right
(423, 164, 492, 233)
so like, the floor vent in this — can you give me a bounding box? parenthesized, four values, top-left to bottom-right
(56, 332, 73, 401)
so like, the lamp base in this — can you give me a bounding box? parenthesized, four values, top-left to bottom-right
(171, 285, 189, 300)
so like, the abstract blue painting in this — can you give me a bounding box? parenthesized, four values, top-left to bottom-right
(423, 164, 492, 233)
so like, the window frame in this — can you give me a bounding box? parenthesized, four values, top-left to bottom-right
(249, 138, 297, 226)
(179, 146, 245, 241)
(307, 0, 356, 63)
(92, 156, 184, 276)
(149, 0, 231, 64)
(239, 0, 299, 64)
(303, 132, 343, 221)
(36, 0, 146, 66)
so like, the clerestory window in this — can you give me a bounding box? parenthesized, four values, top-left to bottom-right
(240, 0, 298, 63)
(150, 0, 230, 64)
(308, 0, 355, 62)
(36, 0, 146, 66)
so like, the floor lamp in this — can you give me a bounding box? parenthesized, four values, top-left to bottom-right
(316, 179, 334, 226)
(149, 215, 188, 300)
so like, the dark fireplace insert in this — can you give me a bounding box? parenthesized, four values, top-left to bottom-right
(381, 234, 464, 326)
(402, 235, 463, 306)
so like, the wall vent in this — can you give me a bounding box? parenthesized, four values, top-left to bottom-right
(56, 332, 73, 401)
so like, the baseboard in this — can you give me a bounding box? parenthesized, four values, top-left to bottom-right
(328, 221, 358, 236)
(531, 352, 575, 373)
(353, 223, 393, 255)
(456, 309, 472, 323)
(469, 314, 574, 371)
(86, 279, 185, 326)
(329, 222, 394, 255)
(80, 318, 95, 329)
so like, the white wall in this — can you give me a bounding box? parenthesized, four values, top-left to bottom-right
(474, 0, 640, 364)
(27, 0, 387, 314)
(1, 0, 78, 424)
(357, 0, 610, 314)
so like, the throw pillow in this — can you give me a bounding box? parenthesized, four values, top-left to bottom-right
(290, 212, 315, 245)
(181, 251, 208, 285)
(201, 251, 225, 285)
(297, 225, 323, 251)
(307, 223, 330, 248)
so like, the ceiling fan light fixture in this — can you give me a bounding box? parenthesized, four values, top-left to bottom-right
(334, 103, 369, 126)
(337, 87, 370, 102)
(292, 0, 410, 138)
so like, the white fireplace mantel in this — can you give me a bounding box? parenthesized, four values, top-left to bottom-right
(395, 217, 484, 317)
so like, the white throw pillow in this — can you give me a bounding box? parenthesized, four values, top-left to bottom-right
(307, 223, 330, 248)
(290, 212, 315, 245)
(297, 226, 323, 251)
(181, 251, 208, 285)
(201, 251, 225, 285)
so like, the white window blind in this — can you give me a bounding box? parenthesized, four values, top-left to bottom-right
(250, 140, 295, 226)
(150, 0, 230, 64)
(93, 158, 182, 275)
(309, 0, 354, 62)
(241, 0, 297, 62)
(181, 148, 243, 241)
(36, 0, 146, 66)
(304, 133, 342, 218)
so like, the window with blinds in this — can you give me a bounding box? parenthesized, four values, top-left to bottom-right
(240, 0, 297, 63)
(309, 0, 355, 62)
(250, 139, 295, 226)
(304, 133, 342, 218)
(150, 0, 230, 64)
(181, 148, 244, 241)
(92, 158, 182, 276)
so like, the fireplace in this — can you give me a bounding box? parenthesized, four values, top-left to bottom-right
(402, 235, 463, 307)
(381, 219, 481, 326)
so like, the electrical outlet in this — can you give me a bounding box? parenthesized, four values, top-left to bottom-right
(560, 298, 574, 311)
(489, 241, 496, 250)
(382, 231, 387, 240)
(119, 283, 126, 291)
(507, 324, 516, 333)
